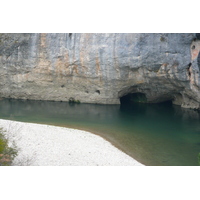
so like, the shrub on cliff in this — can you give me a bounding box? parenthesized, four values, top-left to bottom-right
(69, 97, 80, 104)
(0, 128, 18, 166)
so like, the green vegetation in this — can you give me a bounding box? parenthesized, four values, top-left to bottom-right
(198, 153, 200, 166)
(160, 36, 165, 42)
(69, 97, 80, 104)
(0, 128, 18, 166)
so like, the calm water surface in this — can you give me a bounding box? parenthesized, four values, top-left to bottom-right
(0, 98, 200, 166)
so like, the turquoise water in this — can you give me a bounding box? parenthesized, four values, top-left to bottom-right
(0, 98, 200, 166)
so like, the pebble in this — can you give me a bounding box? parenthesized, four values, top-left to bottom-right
(0, 119, 143, 166)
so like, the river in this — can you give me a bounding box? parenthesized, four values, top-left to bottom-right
(0, 98, 200, 166)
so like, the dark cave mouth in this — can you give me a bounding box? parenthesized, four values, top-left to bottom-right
(120, 93, 147, 104)
(120, 92, 173, 105)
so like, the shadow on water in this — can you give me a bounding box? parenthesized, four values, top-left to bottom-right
(0, 98, 200, 166)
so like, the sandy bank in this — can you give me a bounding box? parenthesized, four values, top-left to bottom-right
(0, 119, 143, 166)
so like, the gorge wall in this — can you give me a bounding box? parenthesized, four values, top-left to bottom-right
(0, 33, 200, 109)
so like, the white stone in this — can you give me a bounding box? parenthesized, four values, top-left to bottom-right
(0, 119, 143, 166)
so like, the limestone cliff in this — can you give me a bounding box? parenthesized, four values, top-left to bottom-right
(0, 33, 200, 109)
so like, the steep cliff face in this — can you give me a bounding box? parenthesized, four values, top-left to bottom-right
(0, 33, 200, 109)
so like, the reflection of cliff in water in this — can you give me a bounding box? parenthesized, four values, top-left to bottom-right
(0, 98, 120, 124)
(172, 105, 200, 135)
(120, 100, 200, 121)
(1, 98, 200, 123)
(0, 98, 200, 166)
(173, 104, 200, 120)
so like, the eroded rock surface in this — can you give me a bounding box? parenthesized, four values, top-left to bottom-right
(0, 33, 200, 109)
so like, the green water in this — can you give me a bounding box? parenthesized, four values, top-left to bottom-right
(0, 98, 200, 166)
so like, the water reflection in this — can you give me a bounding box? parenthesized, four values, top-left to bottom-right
(0, 98, 200, 166)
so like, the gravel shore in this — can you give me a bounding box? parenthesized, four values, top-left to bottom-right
(0, 119, 143, 166)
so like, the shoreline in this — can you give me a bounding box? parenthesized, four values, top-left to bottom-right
(0, 119, 143, 166)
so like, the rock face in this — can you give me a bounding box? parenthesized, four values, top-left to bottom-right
(0, 33, 200, 109)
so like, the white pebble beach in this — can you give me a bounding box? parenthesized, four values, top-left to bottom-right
(0, 119, 143, 166)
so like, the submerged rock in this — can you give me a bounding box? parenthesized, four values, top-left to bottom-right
(0, 33, 200, 109)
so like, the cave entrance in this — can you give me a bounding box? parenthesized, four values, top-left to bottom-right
(120, 92, 147, 105)
(120, 92, 174, 106)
